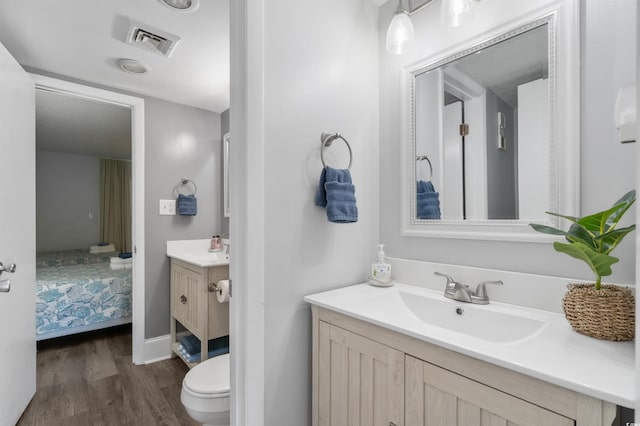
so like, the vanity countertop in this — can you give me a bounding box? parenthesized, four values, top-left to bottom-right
(166, 239, 229, 267)
(304, 283, 634, 408)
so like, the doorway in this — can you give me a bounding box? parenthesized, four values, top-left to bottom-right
(30, 74, 146, 364)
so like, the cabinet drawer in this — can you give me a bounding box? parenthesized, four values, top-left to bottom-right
(171, 264, 205, 335)
(405, 355, 573, 426)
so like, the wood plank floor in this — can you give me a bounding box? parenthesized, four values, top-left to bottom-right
(17, 325, 200, 426)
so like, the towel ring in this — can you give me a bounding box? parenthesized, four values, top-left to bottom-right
(320, 132, 353, 170)
(416, 155, 433, 179)
(174, 177, 198, 197)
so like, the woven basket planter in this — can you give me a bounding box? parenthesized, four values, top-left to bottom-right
(562, 283, 635, 341)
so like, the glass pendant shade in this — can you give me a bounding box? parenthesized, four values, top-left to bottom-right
(440, 0, 475, 27)
(386, 11, 415, 55)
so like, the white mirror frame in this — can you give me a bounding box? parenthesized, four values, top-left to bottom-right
(400, 1, 580, 242)
(223, 132, 231, 218)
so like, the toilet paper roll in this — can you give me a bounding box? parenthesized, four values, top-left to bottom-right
(216, 280, 230, 303)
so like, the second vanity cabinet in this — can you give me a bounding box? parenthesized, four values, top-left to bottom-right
(312, 306, 617, 426)
(170, 258, 229, 366)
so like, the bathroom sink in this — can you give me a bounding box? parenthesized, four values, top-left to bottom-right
(167, 239, 230, 267)
(396, 289, 546, 343)
(168, 250, 229, 267)
(304, 283, 635, 408)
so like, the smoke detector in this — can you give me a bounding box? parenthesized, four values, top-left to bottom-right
(124, 19, 181, 57)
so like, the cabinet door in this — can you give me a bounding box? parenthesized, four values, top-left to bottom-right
(318, 322, 404, 426)
(171, 264, 205, 336)
(405, 356, 573, 426)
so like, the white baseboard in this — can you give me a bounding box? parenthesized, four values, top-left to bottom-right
(144, 334, 173, 364)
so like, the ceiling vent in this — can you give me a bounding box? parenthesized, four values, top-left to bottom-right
(124, 20, 180, 57)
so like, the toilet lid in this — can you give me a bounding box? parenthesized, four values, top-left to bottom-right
(183, 353, 230, 395)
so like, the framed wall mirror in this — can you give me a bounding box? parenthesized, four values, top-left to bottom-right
(223, 132, 230, 218)
(402, 7, 579, 242)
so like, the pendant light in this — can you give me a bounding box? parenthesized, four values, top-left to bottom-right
(440, 0, 477, 27)
(386, 0, 415, 55)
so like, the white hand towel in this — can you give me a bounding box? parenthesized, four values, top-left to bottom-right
(110, 263, 133, 270)
(90, 244, 116, 254)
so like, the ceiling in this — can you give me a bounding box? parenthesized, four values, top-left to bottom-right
(449, 25, 548, 108)
(36, 90, 132, 159)
(0, 0, 229, 113)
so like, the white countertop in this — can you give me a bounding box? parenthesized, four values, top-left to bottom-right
(304, 283, 635, 408)
(166, 239, 229, 267)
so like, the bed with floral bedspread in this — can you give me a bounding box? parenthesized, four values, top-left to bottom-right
(36, 249, 113, 268)
(35, 250, 132, 340)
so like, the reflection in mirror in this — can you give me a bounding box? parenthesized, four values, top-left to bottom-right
(223, 132, 230, 217)
(412, 19, 551, 222)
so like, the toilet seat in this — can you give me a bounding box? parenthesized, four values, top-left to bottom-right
(181, 353, 231, 425)
(183, 353, 230, 397)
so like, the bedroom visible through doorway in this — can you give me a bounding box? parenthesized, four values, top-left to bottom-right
(31, 74, 146, 364)
(35, 89, 133, 343)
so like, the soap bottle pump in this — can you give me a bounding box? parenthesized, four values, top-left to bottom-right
(370, 244, 392, 285)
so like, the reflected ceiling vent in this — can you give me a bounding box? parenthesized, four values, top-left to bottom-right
(124, 19, 181, 57)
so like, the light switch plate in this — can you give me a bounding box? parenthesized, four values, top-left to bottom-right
(159, 199, 176, 215)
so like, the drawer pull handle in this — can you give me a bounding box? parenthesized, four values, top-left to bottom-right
(180, 295, 187, 304)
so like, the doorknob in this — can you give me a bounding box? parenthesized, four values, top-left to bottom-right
(0, 279, 10, 293)
(0, 262, 16, 274)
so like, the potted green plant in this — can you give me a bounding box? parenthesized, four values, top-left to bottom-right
(530, 190, 636, 341)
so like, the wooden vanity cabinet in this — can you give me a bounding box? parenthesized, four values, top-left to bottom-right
(312, 306, 617, 426)
(170, 258, 229, 367)
(317, 321, 404, 426)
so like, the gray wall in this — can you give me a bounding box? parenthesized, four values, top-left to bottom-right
(485, 91, 516, 219)
(379, 1, 637, 285)
(25, 68, 223, 339)
(259, 0, 379, 424)
(144, 98, 222, 338)
(36, 151, 100, 252)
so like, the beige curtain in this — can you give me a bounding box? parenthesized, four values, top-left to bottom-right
(100, 159, 132, 253)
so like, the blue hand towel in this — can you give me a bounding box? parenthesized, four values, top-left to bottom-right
(315, 166, 358, 223)
(417, 180, 441, 219)
(180, 334, 230, 356)
(177, 194, 197, 216)
(118, 252, 132, 259)
(314, 167, 329, 207)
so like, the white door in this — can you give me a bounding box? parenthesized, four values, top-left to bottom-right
(0, 42, 36, 424)
(443, 101, 464, 220)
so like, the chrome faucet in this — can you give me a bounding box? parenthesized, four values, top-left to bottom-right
(434, 272, 503, 304)
(473, 280, 503, 304)
(434, 272, 473, 303)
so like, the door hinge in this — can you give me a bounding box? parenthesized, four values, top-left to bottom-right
(229, 279, 232, 297)
(459, 123, 469, 136)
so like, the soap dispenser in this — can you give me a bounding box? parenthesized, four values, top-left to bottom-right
(370, 244, 393, 287)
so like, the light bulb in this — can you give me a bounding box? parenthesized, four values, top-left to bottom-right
(386, 11, 415, 55)
(440, 0, 475, 27)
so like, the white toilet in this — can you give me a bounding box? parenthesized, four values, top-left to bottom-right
(181, 353, 230, 426)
